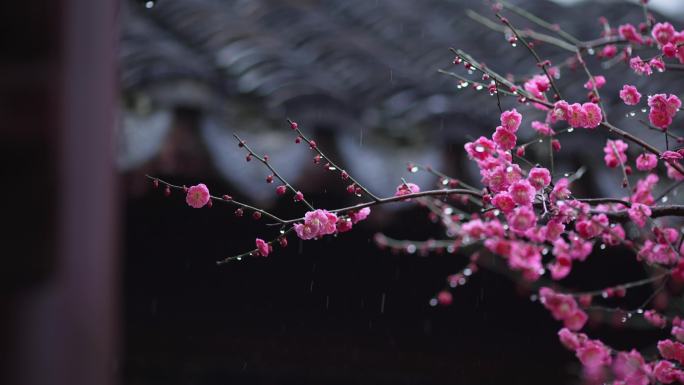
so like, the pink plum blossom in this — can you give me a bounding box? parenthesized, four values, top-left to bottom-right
(628, 203, 651, 228)
(619, 85, 641, 105)
(255, 238, 271, 257)
(186, 183, 211, 208)
(500, 108, 522, 132)
(636, 153, 657, 171)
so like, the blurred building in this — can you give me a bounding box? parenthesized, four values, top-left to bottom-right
(120, 0, 684, 204)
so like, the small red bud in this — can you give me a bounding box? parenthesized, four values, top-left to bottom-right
(223, 194, 232, 201)
(235, 208, 244, 217)
(206, 199, 213, 208)
(266, 175, 274, 183)
(164, 186, 171, 196)
(309, 140, 317, 149)
(294, 191, 304, 202)
(238, 140, 245, 148)
(246, 154, 252, 162)
(264, 155, 269, 162)
(346, 184, 356, 194)
(341, 170, 349, 180)
(579, 294, 592, 308)
(290, 121, 298, 130)
(551, 139, 561, 152)
(182, 185, 188, 192)
(625, 166, 633, 175)
(276, 185, 287, 195)
(313, 155, 321, 164)
(279, 237, 288, 248)
(516, 146, 525, 157)
(153, 179, 159, 188)
(295, 137, 301, 144)
(253, 211, 261, 220)
(437, 290, 453, 306)
(355, 187, 362, 195)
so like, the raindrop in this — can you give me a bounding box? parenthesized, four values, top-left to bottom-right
(458, 277, 467, 285)
(629, 111, 636, 117)
(475, 84, 484, 91)
(587, 48, 595, 55)
(600, 243, 606, 250)
(328, 166, 337, 171)
(463, 268, 472, 276)
(406, 244, 417, 254)
(529, 294, 538, 302)
(145, 0, 155, 8)
(567, 128, 574, 133)
(641, 108, 647, 113)
(236, 256, 242, 261)
(447, 245, 455, 253)
(475, 145, 485, 153)
(410, 166, 419, 173)
(601, 291, 609, 298)
(429, 298, 438, 307)
(444, 207, 454, 215)
(493, 209, 501, 216)
(636, 308, 644, 314)
(662, 196, 669, 203)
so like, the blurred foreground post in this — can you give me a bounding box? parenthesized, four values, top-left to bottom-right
(3, 0, 119, 384)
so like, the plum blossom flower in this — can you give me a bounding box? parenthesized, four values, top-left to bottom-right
(567, 103, 586, 128)
(619, 85, 641, 105)
(539, 287, 578, 321)
(558, 328, 584, 350)
(583, 75, 605, 90)
(601, 44, 617, 58)
(294, 209, 338, 240)
(508, 179, 535, 206)
(661, 150, 683, 161)
(186, 183, 211, 208)
(613, 349, 649, 384)
(582, 103, 602, 128)
(395, 182, 420, 197)
(527, 167, 551, 190)
(649, 94, 681, 130)
(603, 139, 628, 168)
(576, 340, 612, 367)
(658, 340, 684, 365)
(653, 360, 681, 384)
(349, 207, 371, 224)
(492, 192, 516, 213)
(500, 108, 522, 132)
(465, 137, 496, 161)
(652, 22, 676, 46)
(506, 206, 536, 232)
(630, 56, 652, 76)
(619, 24, 644, 44)
(492, 126, 517, 150)
(628, 203, 651, 228)
(645, 310, 667, 328)
(636, 153, 657, 171)
(255, 238, 271, 257)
